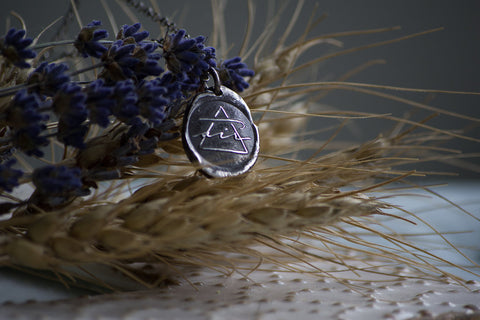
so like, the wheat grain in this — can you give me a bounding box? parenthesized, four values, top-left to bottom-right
(0, 1, 478, 291)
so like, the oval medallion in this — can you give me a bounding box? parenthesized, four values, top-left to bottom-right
(182, 86, 259, 178)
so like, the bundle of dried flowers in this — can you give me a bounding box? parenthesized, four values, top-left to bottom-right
(0, 1, 478, 291)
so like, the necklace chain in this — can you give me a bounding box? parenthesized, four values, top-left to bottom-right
(123, 0, 179, 33)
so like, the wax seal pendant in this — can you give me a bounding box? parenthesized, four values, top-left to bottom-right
(182, 85, 259, 178)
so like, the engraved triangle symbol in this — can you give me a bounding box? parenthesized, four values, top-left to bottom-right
(195, 106, 251, 154)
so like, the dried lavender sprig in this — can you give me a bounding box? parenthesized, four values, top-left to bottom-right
(0, 19, 256, 213)
(217, 56, 255, 92)
(28, 165, 90, 210)
(0, 159, 23, 192)
(0, 28, 37, 68)
(4, 90, 50, 157)
(0, 22, 252, 101)
(75, 20, 109, 58)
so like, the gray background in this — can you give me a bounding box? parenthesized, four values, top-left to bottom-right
(1, 0, 479, 177)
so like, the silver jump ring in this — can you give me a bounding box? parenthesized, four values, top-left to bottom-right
(208, 67, 222, 96)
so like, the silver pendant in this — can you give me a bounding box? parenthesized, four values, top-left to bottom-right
(182, 85, 259, 178)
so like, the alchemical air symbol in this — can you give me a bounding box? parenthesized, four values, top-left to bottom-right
(195, 105, 251, 154)
(182, 85, 260, 178)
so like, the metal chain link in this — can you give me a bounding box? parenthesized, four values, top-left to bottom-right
(123, 0, 179, 34)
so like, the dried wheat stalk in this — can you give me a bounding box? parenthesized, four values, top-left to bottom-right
(0, 1, 478, 291)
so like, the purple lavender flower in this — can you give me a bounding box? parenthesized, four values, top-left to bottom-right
(120, 118, 158, 158)
(111, 80, 139, 123)
(74, 20, 109, 58)
(12, 126, 49, 157)
(100, 39, 139, 81)
(53, 83, 87, 117)
(133, 41, 163, 80)
(137, 136, 158, 155)
(85, 79, 115, 127)
(27, 62, 70, 97)
(162, 29, 216, 87)
(6, 90, 47, 127)
(175, 71, 201, 94)
(53, 83, 88, 148)
(99, 23, 163, 82)
(31, 165, 90, 208)
(32, 165, 83, 195)
(203, 46, 216, 70)
(126, 117, 150, 137)
(117, 23, 149, 43)
(57, 117, 89, 149)
(156, 72, 183, 102)
(0, 28, 36, 68)
(6, 90, 49, 156)
(136, 78, 170, 126)
(0, 159, 23, 192)
(217, 57, 254, 92)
